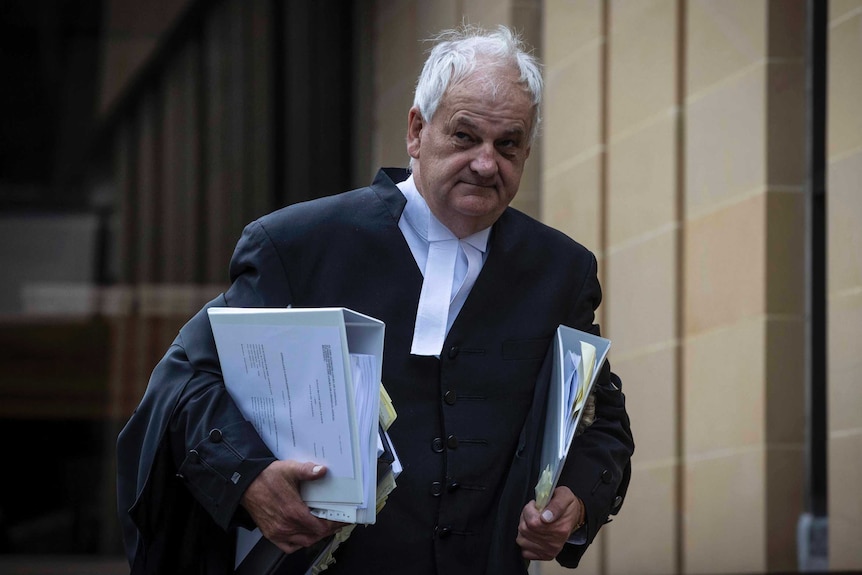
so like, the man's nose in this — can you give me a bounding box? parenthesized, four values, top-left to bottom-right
(470, 145, 498, 177)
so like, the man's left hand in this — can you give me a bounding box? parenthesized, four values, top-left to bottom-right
(516, 486, 584, 561)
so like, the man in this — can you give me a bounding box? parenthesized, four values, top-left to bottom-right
(118, 24, 633, 575)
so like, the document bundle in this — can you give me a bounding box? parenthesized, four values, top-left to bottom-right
(534, 325, 611, 510)
(206, 307, 400, 574)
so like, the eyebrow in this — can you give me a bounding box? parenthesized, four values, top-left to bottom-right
(499, 127, 526, 140)
(453, 118, 526, 140)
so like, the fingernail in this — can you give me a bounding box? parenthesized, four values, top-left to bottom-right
(541, 509, 554, 522)
(312, 465, 323, 474)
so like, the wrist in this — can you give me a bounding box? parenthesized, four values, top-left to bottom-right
(572, 496, 586, 532)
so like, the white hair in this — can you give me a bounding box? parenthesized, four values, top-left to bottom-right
(412, 24, 543, 145)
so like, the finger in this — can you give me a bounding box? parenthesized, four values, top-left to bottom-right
(517, 532, 555, 562)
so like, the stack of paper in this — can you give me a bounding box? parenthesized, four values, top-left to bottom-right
(206, 307, 399, 574)
(374, 384, 401, 512)
(534, 325, 611, 510)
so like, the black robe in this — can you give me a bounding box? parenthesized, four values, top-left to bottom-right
(117, 168, 634, 575)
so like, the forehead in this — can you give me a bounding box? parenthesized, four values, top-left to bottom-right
(439, 65, 534, 127)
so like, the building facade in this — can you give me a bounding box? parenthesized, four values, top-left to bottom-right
(2, 1, 859, 573)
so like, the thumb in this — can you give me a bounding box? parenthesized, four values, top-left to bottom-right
(539, 496, 569, 524)
(283, 460, 328, 482)
(539, 486, 578, 524)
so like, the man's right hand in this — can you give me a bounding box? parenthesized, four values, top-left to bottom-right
(241, 460, 344, 554)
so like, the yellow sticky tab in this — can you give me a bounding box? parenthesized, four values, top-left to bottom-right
(379, 384, 397, 429)
(575, 341, 597, 411)
(535, 464, 553, 510)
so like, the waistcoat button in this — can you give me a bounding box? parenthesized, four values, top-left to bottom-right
(209, 429, 223, 443)
(448, 346, 460, 359)
(430, 481, 443, 497)
(431, 437, 444, 453)
(446, 434, 459, 449)
(436, 525, 452, 539)
(444, 390, 457, 405)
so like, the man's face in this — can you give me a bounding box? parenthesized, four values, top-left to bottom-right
(406, 65, 533, 238)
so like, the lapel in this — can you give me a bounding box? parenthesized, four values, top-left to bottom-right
(367, 168, 422, 280)
(371, 168, 410, 221)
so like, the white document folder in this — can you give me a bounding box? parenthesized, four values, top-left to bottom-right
(207, 307, 385, 568)
(534, 325, 611, 510)
(208, 306, 385, 516)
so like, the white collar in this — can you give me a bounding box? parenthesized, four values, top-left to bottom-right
(398, 174, 491, 251)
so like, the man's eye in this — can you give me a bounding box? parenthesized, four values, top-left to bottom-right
(499, 137, 524, 149)
(497, 141, 521, 158)
(454, 132, 471, 141)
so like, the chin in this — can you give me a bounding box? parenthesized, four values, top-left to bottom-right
(455, 202, 498, 218)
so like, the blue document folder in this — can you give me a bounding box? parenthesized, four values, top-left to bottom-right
(535, 325, 611, 510)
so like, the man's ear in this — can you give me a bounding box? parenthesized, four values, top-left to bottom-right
(406, 106, 423, 159)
